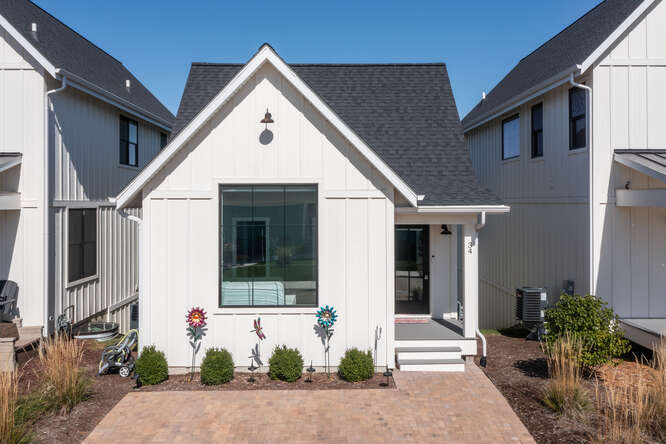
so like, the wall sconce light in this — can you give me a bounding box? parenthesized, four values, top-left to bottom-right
(260, 108, 274, 129)
(440, 224, 452, 235)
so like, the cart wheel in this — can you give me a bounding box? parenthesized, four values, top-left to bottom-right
(119, 366, 131, 378)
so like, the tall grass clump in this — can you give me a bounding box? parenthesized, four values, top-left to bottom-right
(646, 339, 666, 440)
(38, 333, 90, 413)
(542, 333, 590, 415)
(592, 339, 666, 443)
(0, 371, 30, 444)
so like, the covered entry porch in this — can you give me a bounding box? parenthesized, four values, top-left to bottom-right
(392, 207, 508, 371)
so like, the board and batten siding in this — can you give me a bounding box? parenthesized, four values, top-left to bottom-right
(48, 86, 164, 332)
(592, 0, 666, 318)
(141, 63, 396, 370)
(0, 27, 46, 328)
(467, 83, 590, 329)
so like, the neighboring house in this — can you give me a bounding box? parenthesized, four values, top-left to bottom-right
(115, 44, 508, 373)
(0, 0, 174, 338)
(463, 0, 666, 348)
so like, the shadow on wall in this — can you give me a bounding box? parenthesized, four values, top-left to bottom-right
(0, 210, 21, 320)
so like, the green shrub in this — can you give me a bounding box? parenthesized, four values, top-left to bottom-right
(338, 348, 374, 382)
(135, 345, 168, 385)
(268, 345, 303, 382)
(545, 294, 630, 368)
(200, 348, 234, 385)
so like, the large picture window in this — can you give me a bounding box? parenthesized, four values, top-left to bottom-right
(68, 208, 97, 283)
(502, 114, 520, 160)
(220, 185, 317, 307)
(569, 87, 587, 150)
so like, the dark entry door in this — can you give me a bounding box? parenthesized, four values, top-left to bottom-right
(395, 226, 429, 314)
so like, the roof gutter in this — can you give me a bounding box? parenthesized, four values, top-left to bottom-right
(55, 69, 173, 132)
(463, 64, 581, 133)
(396, 205, 510, 214)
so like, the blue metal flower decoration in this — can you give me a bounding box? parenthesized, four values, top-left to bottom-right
(316, 305, 338, 329)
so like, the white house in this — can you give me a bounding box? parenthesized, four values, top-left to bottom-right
(115, 44, 508, 373)
(463, 0, 666, 348)
(0, 0, 174, 341)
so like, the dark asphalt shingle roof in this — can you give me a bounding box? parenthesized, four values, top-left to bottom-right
(462, 0, 645, 130)
(0, 0, 174, 126)
(174, 62, 502, 206)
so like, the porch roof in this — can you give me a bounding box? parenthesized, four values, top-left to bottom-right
(614, 149, 666, 184)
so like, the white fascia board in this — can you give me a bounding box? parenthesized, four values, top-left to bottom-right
(116, 44, 419, 209)
(0, 14, 57, 78)
(57, 70, 172, 131)
(463, 65, 580, 133)
(580, 0, 661, 73)
(396, 205, 511, 214)
(616, 189, 666, 207)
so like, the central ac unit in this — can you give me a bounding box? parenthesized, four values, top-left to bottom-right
(516, 287, 547, 328)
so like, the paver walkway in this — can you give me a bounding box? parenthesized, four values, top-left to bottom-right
(85, 363, 534, 443)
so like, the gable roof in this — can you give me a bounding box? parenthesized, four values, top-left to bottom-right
(0, 0, 174, 129)
(156, 50, 502, 209)
(462, 0, 653, 131)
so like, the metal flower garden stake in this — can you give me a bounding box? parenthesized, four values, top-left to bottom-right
(186, 307, 207, 381)
(316, 305, 337, 377)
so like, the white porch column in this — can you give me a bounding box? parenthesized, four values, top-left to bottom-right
(462, 222, 478, 339)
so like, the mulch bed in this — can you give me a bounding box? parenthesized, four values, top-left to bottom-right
(15, 339, 394, 443)
(138, 372, 395, 391)
(473, 327, 654, 444)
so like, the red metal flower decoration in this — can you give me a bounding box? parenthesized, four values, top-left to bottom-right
(186, 307, 207, 328)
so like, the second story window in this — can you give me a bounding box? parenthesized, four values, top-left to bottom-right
(531, 103, 543, 158)
(160, 132, 168, 150)
(569, 87, 587, 150)
(502, 114, 520, 160)
(120, 116, 138, 167)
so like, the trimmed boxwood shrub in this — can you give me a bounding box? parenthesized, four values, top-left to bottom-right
(338, 348, 374, 382)
(268, 345, 303, 382)
(135, 345, 168, 385)
(545, 293, 630, 368)
(200, 348, 234, 385)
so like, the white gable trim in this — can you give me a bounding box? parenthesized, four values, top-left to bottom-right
(579, 0, 661, 73)
(115, 45, 419, 209)
(0, 13, 57, 77)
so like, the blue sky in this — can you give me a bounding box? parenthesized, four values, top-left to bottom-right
(33, 0, 602, 119)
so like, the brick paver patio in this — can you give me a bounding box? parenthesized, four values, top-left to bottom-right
(85, 363, 534, 443)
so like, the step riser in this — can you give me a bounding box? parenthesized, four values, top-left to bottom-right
(399, 363, 465, 372)
(395, 340, 476, 355)
(397, 351, 461, 360)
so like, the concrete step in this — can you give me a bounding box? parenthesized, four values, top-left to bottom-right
(397, 358, 465, 372)
(395, 346, 462, 360)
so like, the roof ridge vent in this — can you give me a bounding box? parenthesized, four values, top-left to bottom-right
(482, 91, 486, 100)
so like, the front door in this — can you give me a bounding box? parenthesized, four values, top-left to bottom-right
(395, 226, 429, 314)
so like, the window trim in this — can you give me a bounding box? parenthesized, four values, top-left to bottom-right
(531, 102, 544, 158)
(218, 183, 319, 308)
(501, 114, 520, 160)
(569, 87, 587, 150)
(66, 207, 99, 287)
(119, 115, 139, 167)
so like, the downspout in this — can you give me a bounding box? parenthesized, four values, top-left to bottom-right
(44, 76, 67, 334)
(569, 73, 594, 296)
(475, 211, 487, 367)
